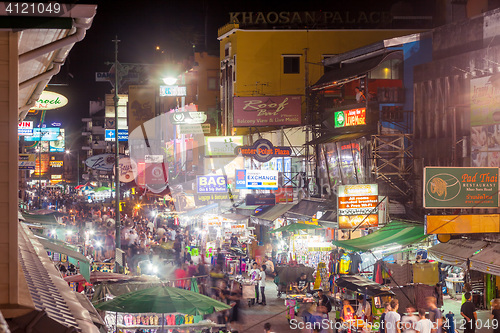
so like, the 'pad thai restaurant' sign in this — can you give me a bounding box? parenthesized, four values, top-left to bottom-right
(423, 167, 499, 208)
(233, 95, 301, 127)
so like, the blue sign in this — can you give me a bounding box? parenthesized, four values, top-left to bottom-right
(197, 175, 227, 193)
(105, 129, 128, 142)
(24, 128, 60, 141)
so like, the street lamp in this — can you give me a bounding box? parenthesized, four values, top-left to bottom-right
(162, 77, 177, 85)
(65, 149, 80, 186)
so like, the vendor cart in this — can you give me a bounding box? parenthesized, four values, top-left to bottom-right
(242, 280, 257, 306)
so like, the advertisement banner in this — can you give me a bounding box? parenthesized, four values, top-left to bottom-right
(205, 136, 244, 156)
(18, 121, 33, 136)
(85, 154, 118, 172)
(178, 124, 210, 134)
(49, 129, 65, 152)
(338, 184, 379, 229)
(233, 95, 302, 127)
(32, 91, 68, 110)
(470, 76, 500, 126)
(426, 214, 500, 234)
(25, 127, 61, 141)
(235, 138, 292, 163)
(128, 85, 156, 136)
(334, 107, 366, 128)
(168, 112, 206, 125)
(145, 163, 168, 185)
(235, 169, 279, 190)
(18, 154, 36, 170)
(197, 175, 228, 193)
(246, 193, 276, 205)
(195, 192, 240, 205)
(423, 167, 499, 208)
(116, 157, 136, 183)
(33, 154, 49, 175)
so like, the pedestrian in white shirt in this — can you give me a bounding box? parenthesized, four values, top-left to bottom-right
(385, 299, 401, 333)
(415, 309, 432, 333)
(257, 264, 267, 305)
(401, 305, 418, 333)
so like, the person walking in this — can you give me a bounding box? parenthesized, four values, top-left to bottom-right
(380, 302, 392, 333)
(401, 305, 418, 333)
(460, 292, 477, 333)
(257, 264, 267, 305)
(385, 299, 401, 333)
(426, 296, 443, 333)
(415, 309, 432, 333)
(248, 262, 260, 305)
(491, 299, 500, 333)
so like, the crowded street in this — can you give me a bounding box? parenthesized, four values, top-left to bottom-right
(4, 1, 500, 333)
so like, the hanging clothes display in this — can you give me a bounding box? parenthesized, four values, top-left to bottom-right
(350, 252, 362, 274)
(339, 252, 352, 274)
(386, 262, 413, 286)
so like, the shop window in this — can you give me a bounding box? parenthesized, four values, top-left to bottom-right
(283, 55, 300, 74)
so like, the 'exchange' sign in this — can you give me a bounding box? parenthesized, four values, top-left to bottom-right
(423, 167, 499, 209)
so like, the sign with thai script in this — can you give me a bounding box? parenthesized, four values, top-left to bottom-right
(197, 175, 228, 193)
(235, 138, 292, 163)
(235, 169, 279, 190)
(233, 96, 301, 127)
(205, 136, 244, 156)
(423, 167, 499, 208)
(334, 108, 366, 128)
(338, 184, 379, 229)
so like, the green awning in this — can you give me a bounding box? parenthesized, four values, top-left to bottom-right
(21, 212, 60, 225)
(36, 236, 91, 283)
(331, 220, 427, 252)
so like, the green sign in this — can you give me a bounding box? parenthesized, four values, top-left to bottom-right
(424, 167, 499, 208)
(334, 108, 366, 128)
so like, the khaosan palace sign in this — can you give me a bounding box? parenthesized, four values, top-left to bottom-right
(235, 139, 291, 163)
(233, 96, 301, 127)
(228, 11, 392, 26)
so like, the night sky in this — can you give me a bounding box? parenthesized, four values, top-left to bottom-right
(43, 0, 426, 137)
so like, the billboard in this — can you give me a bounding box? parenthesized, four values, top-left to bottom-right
(235, 169, 279, 190)
(197, 175, 228, 193)
(203, 156, 244, 177)
(18, 154, 35, 170)
(233, 95, 301, 127)
(18, 121, 33, 136)
(159, 85, 187, 97)
(470, 76, 500, 127)
(423, 167, 499, 208)
(25, 127, 60, 141)
(205, 136, 244, 156)
(334, 108, 366, 128)
(338, 184, 379, 229)
(49, 129, 65, 152)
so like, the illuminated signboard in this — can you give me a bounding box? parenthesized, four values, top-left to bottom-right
(337, 184, 378, 229)
(25, 127, 61, 141)
(49, 161, 63, 167)
(159, 85, 187, 97)
(32, 91, 68, 110)
(197, 175, 228, 193)
(334, 108, 366, 128)
(105, 129, 129, 141)
(205, 136, 244, 156)
(235, 169, 279, 190)
(18, 121, 33, 136)
(235, 138, 292, 163)
(49, 129, 65, 152)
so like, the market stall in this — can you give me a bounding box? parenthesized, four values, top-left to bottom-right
(94, 285, 231, 333)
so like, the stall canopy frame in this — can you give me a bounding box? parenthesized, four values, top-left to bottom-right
(331, 220, 427, 252)
(428, 239, 488, 268)
(469, 242, 500, 276)
(335, 275, 395, 297)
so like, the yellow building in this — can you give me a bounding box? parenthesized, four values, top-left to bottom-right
(218, 24, 424, 135)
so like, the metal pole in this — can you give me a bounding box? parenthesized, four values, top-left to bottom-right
(38, 141, 41, 208)
(112, 36, 121, 272)
(77, 149, 80, 186)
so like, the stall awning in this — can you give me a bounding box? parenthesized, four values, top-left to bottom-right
(311, 51, 400, 90)
(35, 236, 91, 283)
(219, 213, 249, 221)
(252, 204, 295, 221)
(336, 275, 395, 297)
(178, 203, 218, 218)
(469, 243, 500, 276)
(319, 210, 337, 228)
(428, 239, 488, 268)
(21, 212, 60, 225)
(287, 199, 335, 219)
(331, 220, 427, 252)
(305, 132, 368, 146)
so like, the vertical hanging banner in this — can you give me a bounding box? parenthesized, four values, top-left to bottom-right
(128, 85, 156, 139)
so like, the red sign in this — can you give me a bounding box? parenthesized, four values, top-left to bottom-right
(145, 163, 168, 185)
(233, 96, 302, 127)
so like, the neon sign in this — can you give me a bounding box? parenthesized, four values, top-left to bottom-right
(334, 108, 366, 128)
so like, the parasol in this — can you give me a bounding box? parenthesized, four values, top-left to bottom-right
(64, 271, 135, 284)
(94, 285, 231, 315)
